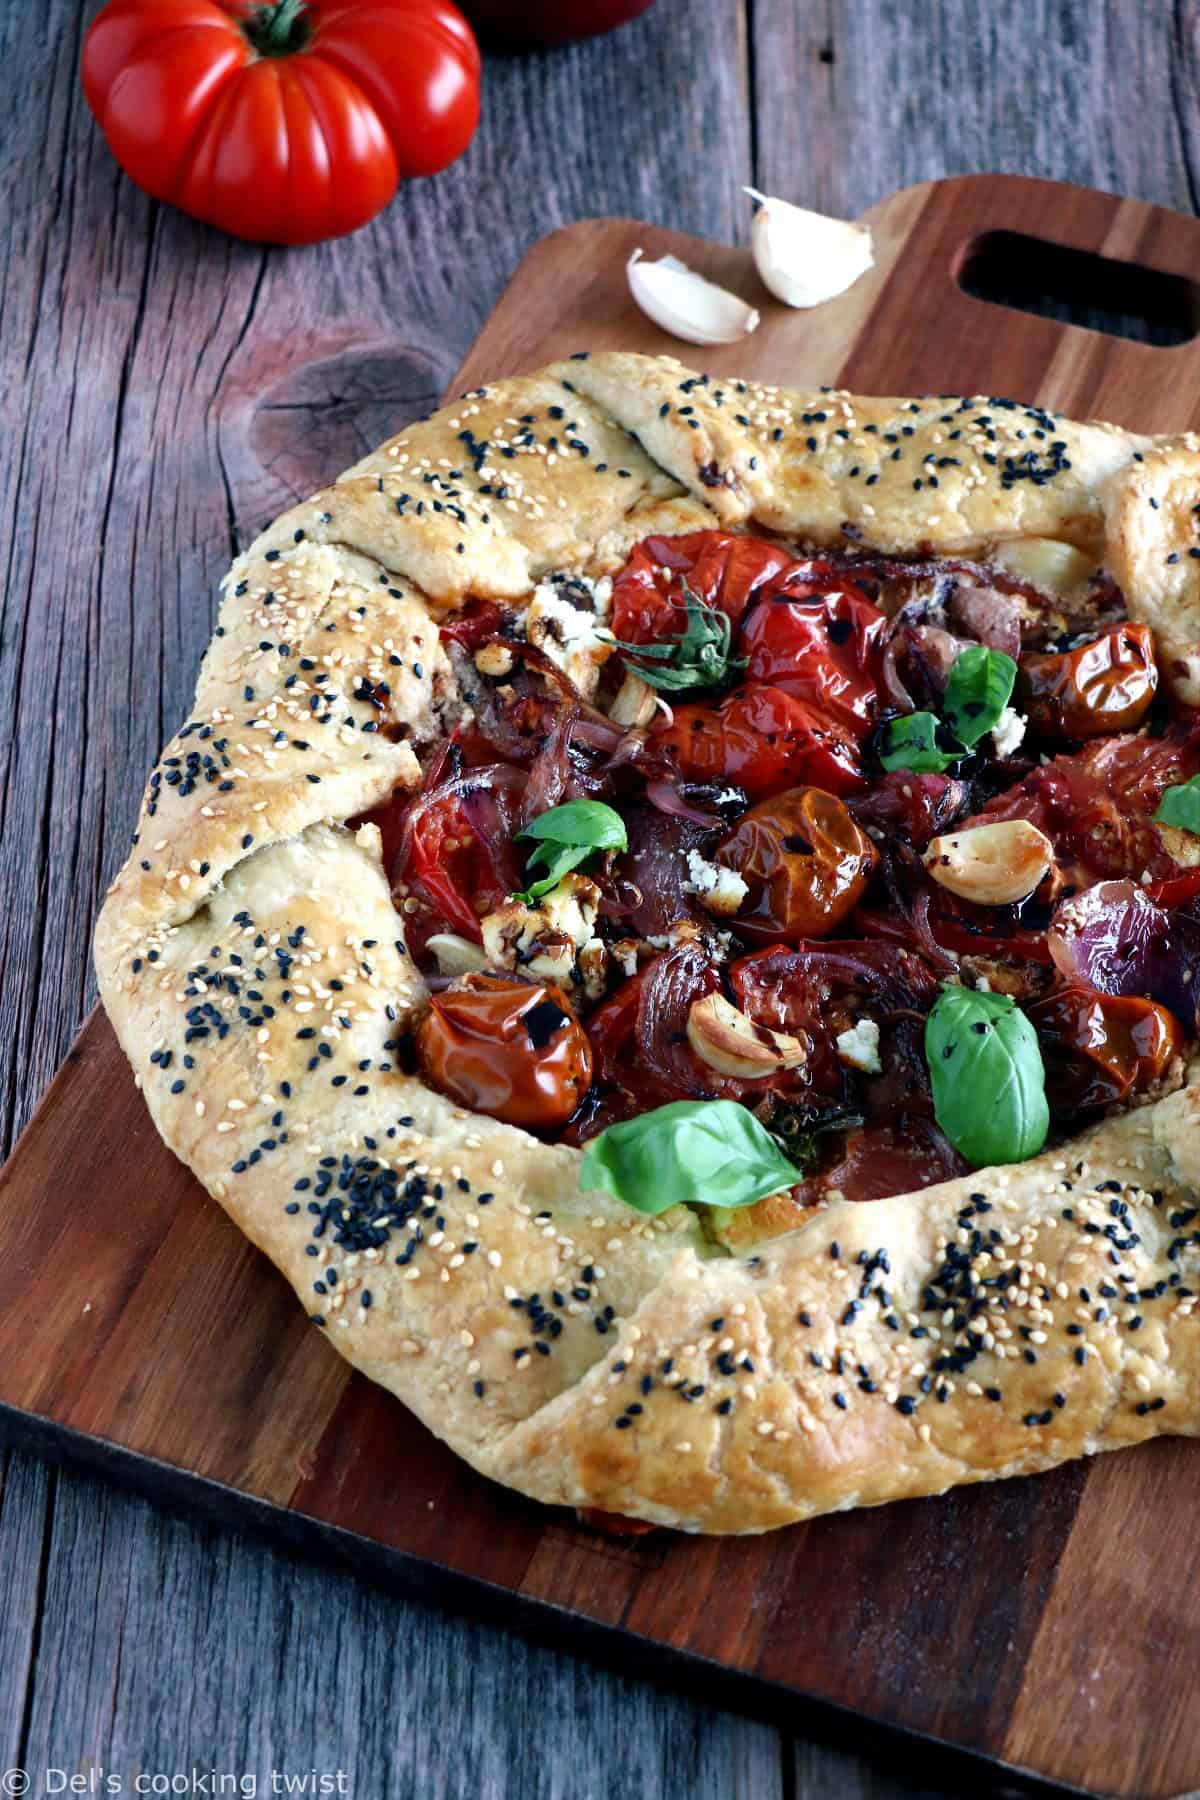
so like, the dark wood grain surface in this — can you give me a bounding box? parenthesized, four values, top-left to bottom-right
(3, 3, 1199, 1796)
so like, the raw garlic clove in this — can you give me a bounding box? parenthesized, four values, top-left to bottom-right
(744, 189, 874, 309)
(627, 249, 760, 347)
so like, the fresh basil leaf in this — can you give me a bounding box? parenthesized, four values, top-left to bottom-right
(512, 800, 627, 904)
(514, 844, 589, 904)
(943, 646, 1018, 749)
(579, 1099, 802, 1215)
(609, 585, 746, 694)
(924, 984, 1048, 1167)
(878, 711, 960, 774)
(1155, 775, 1200, 835)
(518, 799, 628, 852)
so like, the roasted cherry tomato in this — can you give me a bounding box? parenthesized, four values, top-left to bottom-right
(651, 683, 863, 801)
(1029, 986, 1182, 1115)
(791, 1119, 967, 1207)
(717, 787, 877, 940)
(416, 973, 593, 1130)
(1018, 622, 1158, 740)
(82, 0, 481, 245)
(610, 532, 798, 643)
(738, 582, 886, 736)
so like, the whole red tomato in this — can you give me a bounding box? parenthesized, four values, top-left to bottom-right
(82, 0, 482, 244)
(611, 532, 796, 644)
(651, 683, 864, 800)
(738, 581, 886, 737)
(459, 0, 654, 45)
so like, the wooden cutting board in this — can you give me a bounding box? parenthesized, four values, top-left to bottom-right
(6, 175, 1200, 1799)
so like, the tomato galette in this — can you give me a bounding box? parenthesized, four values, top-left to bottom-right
(96, 352, 1200, 1533)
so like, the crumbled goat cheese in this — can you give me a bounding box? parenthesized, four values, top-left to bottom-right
(683, 849, 749, 916)
(836, 1017, 882, 1074)
(481, 875, 607, 997)
(991, 707, 1027, 759)
(523, 586, 612, 701)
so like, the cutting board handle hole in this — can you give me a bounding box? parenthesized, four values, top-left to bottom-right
(956, 230, 1200, 346)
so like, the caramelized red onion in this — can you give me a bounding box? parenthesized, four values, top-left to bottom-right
(616, 804, 710, 938)
(947, 583, 1023, 657)
(1048, 879, 1200, 1030)
(634, 939, 730, 1098)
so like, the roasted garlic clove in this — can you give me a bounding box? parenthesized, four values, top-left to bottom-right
(686, 992, 806, 1079)
(923, 819, 1054, 906)
(608, 669, 658, 728)
(744, 189, 874, 308)
(627, 249, 760, 346)
(426, 933, 490, 978)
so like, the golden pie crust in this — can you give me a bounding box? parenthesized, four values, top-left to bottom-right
(95, 353, 1200, 1533)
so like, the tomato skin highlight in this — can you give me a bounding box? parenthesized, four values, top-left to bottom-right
(82, 0, 481, 244)
(651, 684, 864, 800)
(417, 974, 593, 1130)
(717, 788, 877, 941)
(1019, 622, 1158, 740)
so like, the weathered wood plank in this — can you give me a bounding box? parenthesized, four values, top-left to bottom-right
(751, 0, 1199, 219)
(15, 1470, 782, 1800)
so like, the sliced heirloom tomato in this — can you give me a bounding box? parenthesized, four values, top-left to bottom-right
(1029, 986, 1182, 1116)
(730, 939, 942, 1103)
(650, 683, 863, 800)
(1018, 622, 1158, 740)
(738, 580, 886, 736)
(978, 727, 1200, 888)
(716, 787, 877, 940)
(379, 742, 525, 947)
(416, 973, 593, 1130)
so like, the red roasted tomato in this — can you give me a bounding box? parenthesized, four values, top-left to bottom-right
(650, 684, 864, 800)
(738, 580, 886, 736)
(82, 0, 481, 244)
(610, 532, 798, 642)
(417, 974, 593, 1129)
(1019, 623, 1158, 740)
(1029, 986, 1183, 1116)
(716, 788, 878, 940)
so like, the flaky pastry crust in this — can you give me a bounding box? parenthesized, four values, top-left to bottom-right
(95, 352, 1200, 1533)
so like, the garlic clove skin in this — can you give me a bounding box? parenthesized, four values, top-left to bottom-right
(627, 249, 760, 346)
(744, 188, 874, 309)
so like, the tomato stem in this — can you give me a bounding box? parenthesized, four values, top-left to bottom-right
(247, 0, 309, 56)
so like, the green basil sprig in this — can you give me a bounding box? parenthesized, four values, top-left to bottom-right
(579, 1099, 801, 1215)
(515, 800, 627, 904)
(925, 984, 1048, 1167)
(1154, 775, 1200, 835)
(608, 584, 745, 693)
(879, 646, 1017, 774)
(943, 644, 1018, 748)
(878, 712, 960, 774)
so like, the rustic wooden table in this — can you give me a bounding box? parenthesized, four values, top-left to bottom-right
(2, 2, 1197, 1795)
